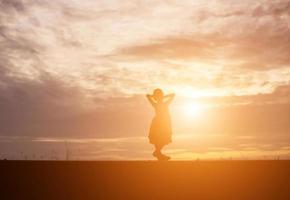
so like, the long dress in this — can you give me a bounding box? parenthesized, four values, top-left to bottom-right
(149, 101, 172, 146)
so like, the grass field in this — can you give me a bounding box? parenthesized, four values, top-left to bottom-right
(1, 160, 290, 200)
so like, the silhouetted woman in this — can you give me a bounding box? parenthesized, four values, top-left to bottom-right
(146, 89, 175, 161)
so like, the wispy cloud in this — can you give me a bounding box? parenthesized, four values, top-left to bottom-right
(1, 0, 289, 98)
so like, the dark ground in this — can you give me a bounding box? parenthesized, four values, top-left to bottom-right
(1, 160, 290, 200)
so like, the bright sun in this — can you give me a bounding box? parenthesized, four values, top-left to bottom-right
(182, 103, 205, 118)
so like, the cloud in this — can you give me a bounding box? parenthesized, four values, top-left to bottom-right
(118, 36, 224, 60)
(118, 28, 290, 71)
(0, 0, 26, 13)
(1, 0, 290, 99)
(252, 1, 290, 17)
(115, 0, 290, 74)
(194, 83, 290, 106)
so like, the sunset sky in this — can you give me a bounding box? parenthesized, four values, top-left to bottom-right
(0, 0, 290, 160)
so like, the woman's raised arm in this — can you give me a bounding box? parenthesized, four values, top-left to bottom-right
(164, 93, 175, 104)
(146, 94, 156, 106)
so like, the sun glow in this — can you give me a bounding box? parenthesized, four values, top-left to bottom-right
(182, 103, 206, 118)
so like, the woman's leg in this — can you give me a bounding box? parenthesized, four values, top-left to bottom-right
(154, 144, 171, 160)
(153, 144, 170, 160)
(154, 144, 163, 155)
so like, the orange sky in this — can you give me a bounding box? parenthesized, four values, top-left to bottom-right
(0, 0, 289, 160)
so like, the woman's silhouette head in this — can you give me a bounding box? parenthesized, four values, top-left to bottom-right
(153, 88, 164, 102)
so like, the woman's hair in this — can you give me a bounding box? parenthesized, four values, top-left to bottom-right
(153, 88, 164, 101)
